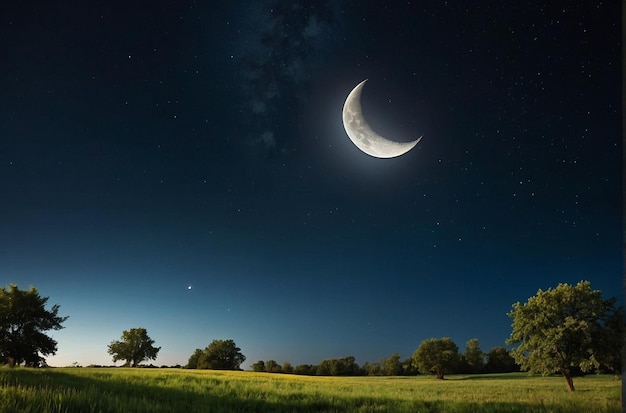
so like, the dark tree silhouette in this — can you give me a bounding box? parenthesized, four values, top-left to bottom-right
(0, 285, 68, 367)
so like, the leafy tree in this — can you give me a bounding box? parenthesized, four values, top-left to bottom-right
(185, 348, 203, 369)
(591, 300, 624, 375)
(402, 357, 419, 375)
(315, 356, 361, 376)
(506, 281, 621, 391)
(383, 353, 403, 376)
(464, 338, 484, 374)
(281, 361, 294, 374)
(195, 339, 245, 370)
(0, 285, 68, 367)
(251, 360, 266, 372)
(484, 347, 518, 373)
(107, 327, 160, 367)
(293, 364, 314, 375)
(413, 337, 460, 379)
(265, 359, 281, 373)
(363, 361, 382, 376)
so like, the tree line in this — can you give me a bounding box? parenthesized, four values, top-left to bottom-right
(0, 281, 622, 392)
(249, 340, 519, 377)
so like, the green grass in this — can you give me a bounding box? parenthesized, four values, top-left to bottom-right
(0, 368, 620, 413)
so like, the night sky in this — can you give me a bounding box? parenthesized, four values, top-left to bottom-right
(1, 1, 621, 369)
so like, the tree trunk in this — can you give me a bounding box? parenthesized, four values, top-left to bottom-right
(436, 371, 445, 380)
(562, 368, 575, 392)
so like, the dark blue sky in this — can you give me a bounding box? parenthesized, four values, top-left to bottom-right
(1, 1, 621, 368)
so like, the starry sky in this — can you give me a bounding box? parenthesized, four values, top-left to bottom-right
(1, 1, 621, 368)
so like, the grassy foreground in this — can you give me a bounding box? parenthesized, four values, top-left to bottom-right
(0, 368, 620, 413)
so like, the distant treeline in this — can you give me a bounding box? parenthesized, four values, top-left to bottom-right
(250, 344, 520, 376)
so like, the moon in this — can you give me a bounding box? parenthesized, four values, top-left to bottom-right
(342, 79, 422, 158)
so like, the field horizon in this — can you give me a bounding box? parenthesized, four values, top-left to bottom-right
(0, 367, 620, 412)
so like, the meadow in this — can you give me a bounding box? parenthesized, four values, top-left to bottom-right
(0, 368, 620, 413)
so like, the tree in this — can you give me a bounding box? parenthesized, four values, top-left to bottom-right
(265, 359, 281, 373)
(484, 347, 518, 373)
(107, 327, 160, 367)
(251, 360, 266, 372)
(315, 356, 361, 376)
(383, 353, 403, 376)
(293, 364, 314, 375)
(186, 348, 203, 369)
(506, 281, 621, 391)
(363, 361, 382, 376)
(412, 337, 460, 379)
(0, 285, 68, 367)
(402, 357, 419, 375)
(464, 338, 484, 374)
(591, 300, 624, 375)
(281, 361, 294, 374)
(194, 339, 245, 370)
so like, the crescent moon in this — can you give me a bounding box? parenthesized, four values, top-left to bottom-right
(342, 79, 422, 158)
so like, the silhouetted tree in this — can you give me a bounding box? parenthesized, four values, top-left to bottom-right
(108, 327, 160, 367)
(0, 285, 68, 368)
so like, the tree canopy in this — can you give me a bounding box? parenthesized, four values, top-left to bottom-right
(412, 337, 460, 379)
(462, 338, 484, 374)
(506, 281, 622, 391)
(485, 347, 518, 373)
(107, 327, 160, 367)
(0, 284, 68, 367)
(187, 339, 246, 370)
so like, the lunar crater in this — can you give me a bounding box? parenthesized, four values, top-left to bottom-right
(342, 80, 421, 158)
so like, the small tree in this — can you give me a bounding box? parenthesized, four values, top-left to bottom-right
(195, 339, 245, 370)
(413, 337, 460, 379)
(251, 360, 266, 372)
(507, 281, 620, 391)
(282, 361, 294, 374)
(383, 353, 403, 376)
(108, 327, 160, 367)
(0, 285, 68, 367)
(464, 338, 484, 374)
(265, 359, 281, 373)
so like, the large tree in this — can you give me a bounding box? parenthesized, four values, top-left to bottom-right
(108, 327, 160, 367)
(0, 285, 68, 367)
(506, 281, 621, 391)
(412, 337, 460, 379)
(193, 339, 246, 370)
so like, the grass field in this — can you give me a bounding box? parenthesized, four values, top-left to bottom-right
(0, 368, 620, 413)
